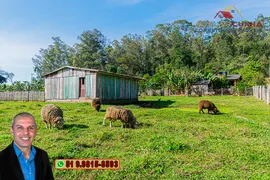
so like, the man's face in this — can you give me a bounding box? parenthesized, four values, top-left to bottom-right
(10, 116, 37, 150)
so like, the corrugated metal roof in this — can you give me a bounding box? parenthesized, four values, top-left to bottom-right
(226, 74, 241, 80)
(192, 80, 211, 85)
(42, 66, 143, 80)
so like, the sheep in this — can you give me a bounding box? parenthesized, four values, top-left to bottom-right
(92, 97, 101, 112)
(103, 106, 138, 128)
(198, 100, 220, 115)
(41, 104, 64, 129)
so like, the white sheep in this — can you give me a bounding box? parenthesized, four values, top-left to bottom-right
(41, 104, 64, 129)
(103, 106, 138, 128)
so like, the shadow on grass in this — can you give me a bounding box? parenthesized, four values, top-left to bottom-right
(98, 109, 106, 112)
(215, 112, 225, 115)
(137, 100, 175, 109)
(101, 99, 175, 109)
(199, 112, 225, 115)
(64, 124, 89, 129)
(138, 122, 153, 128)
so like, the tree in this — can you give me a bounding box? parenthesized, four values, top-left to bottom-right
(12, 81, 26, 91)
(145, 24, 171, 73)
(138, 74, 151, 93)
(0, 68, 13, 84)
(32, 37, 69, 78)
(28, 16, 270, 94)
(151, 65, 170, 90)
(5, 72, 14, 84)
(0, 75, 6, 84)
(105, 40, 123, 73)
(239, 61, 265, 86)
(168, 20, 195, 69)
(30, 77, 44, 91)
(69, 29, 108, 70)
(117, 34, 145, 75)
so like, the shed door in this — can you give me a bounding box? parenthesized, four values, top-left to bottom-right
(79, 78, 85, 97)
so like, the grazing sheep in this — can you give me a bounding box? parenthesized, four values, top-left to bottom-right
(103, 106, 138, 128)
(198, 100, 220, 115)
(92, 97, 101, 112)
(41, 104, 64, 129)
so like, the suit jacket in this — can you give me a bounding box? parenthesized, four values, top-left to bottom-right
(0, 142, 54, 180)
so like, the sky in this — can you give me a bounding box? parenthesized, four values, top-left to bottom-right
(1, 0, 270, 82)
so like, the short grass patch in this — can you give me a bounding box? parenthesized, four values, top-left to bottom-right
(0, 96, 270, 179)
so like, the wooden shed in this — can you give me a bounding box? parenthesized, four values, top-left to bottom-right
(42, 66, 142, 103)
(190, 80, 214, 96)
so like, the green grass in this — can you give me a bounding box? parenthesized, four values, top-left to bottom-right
(1, 96, 270, 179)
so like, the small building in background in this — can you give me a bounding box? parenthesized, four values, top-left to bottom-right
(217, 72, 242, 86)
(42, 66, 142, 103)
(190, 80, 213, 96)
(226, 74, 242, 86)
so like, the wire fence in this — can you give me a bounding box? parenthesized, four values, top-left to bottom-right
(141, 87, 253, 97)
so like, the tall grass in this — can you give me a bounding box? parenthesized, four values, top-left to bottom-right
(0, 96, 270, 179)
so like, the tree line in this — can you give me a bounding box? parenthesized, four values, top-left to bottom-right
(2, 15, 270, 93)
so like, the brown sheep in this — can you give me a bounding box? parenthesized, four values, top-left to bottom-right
(41, 104, 64, 129)
(92, 97, 101, 112)
(198, 100, 220, 115)
(103, 106, 138, 128)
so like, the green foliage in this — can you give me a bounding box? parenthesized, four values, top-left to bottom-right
(32, 37, 69, 78)
(69, 29, 108, 70)
(212, 77, 230, 88)
(0, 78, 44, 92)
(138, 74, 151, 92)
(0, 75, 6, 84)
(0, 68, 13, 84)
(239, 61, 265, 87)
(31, 16, 270, 89)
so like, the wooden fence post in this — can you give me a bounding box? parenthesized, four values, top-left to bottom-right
(256, 86, 258, 98)
(258, 86, 260, 99)
(221, 88, 223, 96)
(266, 86, 269, 105)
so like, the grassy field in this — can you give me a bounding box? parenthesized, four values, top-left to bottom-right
(1, 96, 270, 179)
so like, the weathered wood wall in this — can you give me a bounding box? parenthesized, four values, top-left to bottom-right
(85, 73, 96, 98)
(44, 66, 139, 103)
(45, 67, 96, 100)
(45, 76, 95, 100)
(0, 91, 44, 101)
(96, 74, 138, 101)
(47, 67, 89, 78)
